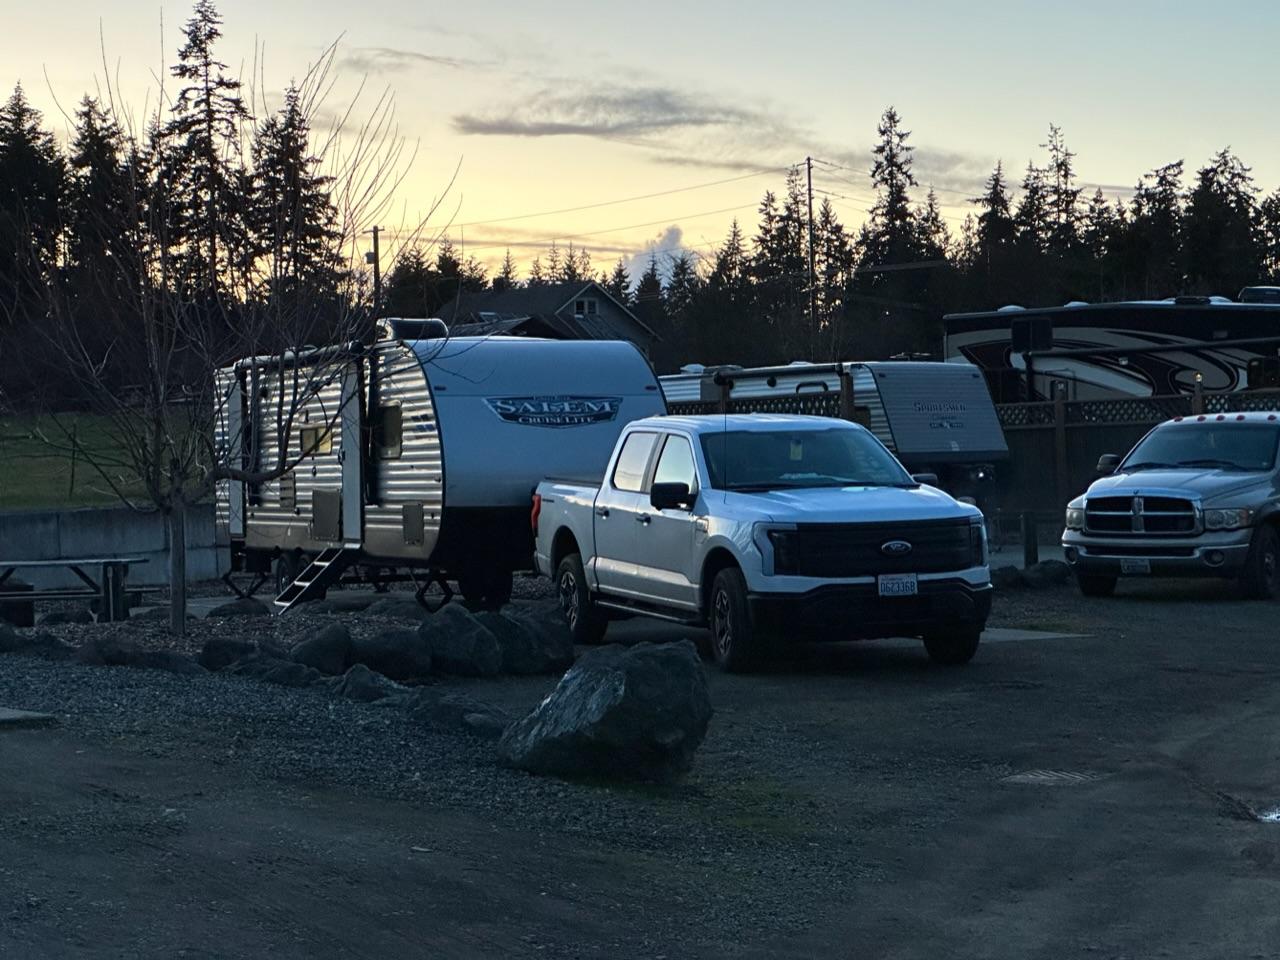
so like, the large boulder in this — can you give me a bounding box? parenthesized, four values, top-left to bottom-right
(421, 605, 501, 677)
(75, 636, 203, 675)
(499, 640, 713, 782)
(478, 608, 574, 676)
(332, 663, 402, 702)
(229, 656, 323, 688)
(198, 637, 258, 672)
(406, 689, 513, 740)
(363, 598, 427, 621)
(39, 608, 95, 626)
(349, 627, 433, 683)
(0, 627, 74, 659)
(291, 624, 351, 676)
(990, 565, 1024, 590)
(206, 597, 271, 618)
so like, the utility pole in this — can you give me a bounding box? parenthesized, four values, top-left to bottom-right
(805, 157, 817, 349)
(364, 226, 382, 318)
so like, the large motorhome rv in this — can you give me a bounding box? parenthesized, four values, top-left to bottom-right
(216, 321, 666, 610)
(945, 288, 1280, 403)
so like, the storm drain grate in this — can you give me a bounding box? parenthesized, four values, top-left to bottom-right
(1001, 769, 1109, 786)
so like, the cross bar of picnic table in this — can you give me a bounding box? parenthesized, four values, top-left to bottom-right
(0, 558, 149, 623)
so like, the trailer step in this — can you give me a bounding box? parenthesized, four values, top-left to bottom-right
(274, 547, 357, 613)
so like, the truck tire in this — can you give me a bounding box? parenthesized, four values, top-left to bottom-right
(556, 553, 607, 645)
(1240, 525, 1280, 599)
(1077, 574, 1117, 598)
(922, 626, 981, 666)
(709, 566, 765, 673)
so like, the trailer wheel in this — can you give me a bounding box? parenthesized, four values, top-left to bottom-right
(273, 552, 302, 598)
(556, 553, 607, 645)
(458, 568, 514, 611)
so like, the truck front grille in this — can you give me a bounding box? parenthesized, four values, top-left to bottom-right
(793, 519, 973, 577)
(1084, 496, 1196, 535)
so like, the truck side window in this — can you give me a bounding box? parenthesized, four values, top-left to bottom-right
(372, 404, 402, 460)
(653, 435, 698, 493)
(612, 432, 658, 492)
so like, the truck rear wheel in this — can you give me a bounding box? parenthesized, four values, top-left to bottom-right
(709, 567, 765, 673)
(1077, 574, 1117, 598)
(556, 553, 607, 645)
(922, 626, 981, 666)
(1240, 525, 1280, 600)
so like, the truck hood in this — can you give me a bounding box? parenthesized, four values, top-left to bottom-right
(1088, 469, 1271, 502)
(718, 484, 981, 524)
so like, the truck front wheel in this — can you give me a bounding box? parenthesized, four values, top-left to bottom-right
(556, 553, 607, 645)
(709, 567, 766, 673)
(922, 626, 981, 666)
(1240, 525, 1280, 600)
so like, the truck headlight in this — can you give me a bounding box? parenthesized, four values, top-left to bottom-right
(1204, 508, 1253, 530)
(970, 518, 988, 567)
(765, 529, 799, 575)
(1065, 507, 1085, 530)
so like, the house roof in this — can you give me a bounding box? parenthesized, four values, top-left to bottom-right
(436, 281, 658, 340)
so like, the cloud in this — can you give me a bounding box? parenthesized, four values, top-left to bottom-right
(622, 226, 688, 284)
(452, 85, 790, 142)
(339, 47, 483, 75)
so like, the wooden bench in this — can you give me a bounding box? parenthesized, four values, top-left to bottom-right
(0, 558, 149, 624)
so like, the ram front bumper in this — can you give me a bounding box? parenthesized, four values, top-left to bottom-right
(748, 579, 992, 641)
(1061, 528, 1254, 577)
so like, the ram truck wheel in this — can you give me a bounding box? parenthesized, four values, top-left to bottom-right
(709, 566, 767, 673)
(1240, 525, 1280, 600)
(556, 553, 608, 645)
(922, 626, 981, 666)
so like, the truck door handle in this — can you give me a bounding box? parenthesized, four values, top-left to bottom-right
(595, 507, 610, 518)
(636, 515, 651, 525)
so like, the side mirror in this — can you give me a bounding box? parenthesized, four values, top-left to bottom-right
(912, 473, 939, 487)
(1096, 454, 1121, 476)
(650, 481, 694, 511)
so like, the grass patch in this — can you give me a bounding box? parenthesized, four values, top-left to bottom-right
(0, 413, 146, 510)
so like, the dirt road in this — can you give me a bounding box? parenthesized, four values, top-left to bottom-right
(5, 581, 1280, 958)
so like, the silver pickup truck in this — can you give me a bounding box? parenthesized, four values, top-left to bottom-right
(532, 414, 992, 671)
(1063, 412, 1280, 598)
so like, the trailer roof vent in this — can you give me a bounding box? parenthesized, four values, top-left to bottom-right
(1173, 295, 1212, 306)
(996, 304, 1025, 313)
(1064, 300, 1089, 307)
(384, 317, 450, 340)
(1240, 286, 1280, 304)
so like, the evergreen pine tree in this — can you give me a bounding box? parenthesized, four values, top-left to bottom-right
(1044, 124, 1082, 250)
(493, 249, 518, 291)
(66, 96, 129, 278)
(528, 254, 545, 286)
(1182, 149, 1260, 295)
(863, 106, 919, 265)
(917, 188, 950, 260)
(1014, 163, 1052, 255)
(605, 257, 631, 304)
(1125, 161, 1185, 296)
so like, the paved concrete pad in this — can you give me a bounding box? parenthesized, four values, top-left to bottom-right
(0, 707, 57, 730)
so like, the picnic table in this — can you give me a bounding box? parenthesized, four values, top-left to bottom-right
(0, 558, 149, 623)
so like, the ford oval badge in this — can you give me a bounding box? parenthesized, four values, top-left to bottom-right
(881, 540, 913, 557)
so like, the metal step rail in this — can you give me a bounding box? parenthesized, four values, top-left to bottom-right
(273, 547, 357, 613)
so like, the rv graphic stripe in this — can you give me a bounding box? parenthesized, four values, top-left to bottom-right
(485, 395, 623, 427)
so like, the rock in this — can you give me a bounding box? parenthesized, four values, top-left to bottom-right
(406, 689, 513, 740)
(364, 598, 427, 620)
(230, 656, 323, 688)
(131, 651, 205, 676)
(75, 635, 142, 666)
(349, 628, 433, 683)
(198, 637, 259, 672)
(332, 663, 402, 702)
(483, 605, 575, 675)
(39, 608, 95, 626)
(421, 605, 501, 677)
(990, 565, 1025, 590)
(1021, 560, 1073, 588)
(499, 640, 713, 782)
(291, 624, 351, 676)
(0, 627, 74, 659)
(206, 597, 271, 618)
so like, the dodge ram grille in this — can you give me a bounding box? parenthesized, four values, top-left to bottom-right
(1084, 496, 1196, 535)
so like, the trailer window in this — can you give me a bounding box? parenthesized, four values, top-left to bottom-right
(372, 404, 402, 460)
(298, 425, 333, 456)
(612, 432, 658, 492)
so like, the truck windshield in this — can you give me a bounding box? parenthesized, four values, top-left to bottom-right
(1123, 423, 1280, 473)
(700, 428, 913, 490)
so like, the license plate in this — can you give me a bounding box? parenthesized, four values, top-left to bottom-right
(878, 573, 919, 597)
(1120, 558, 1151, 575)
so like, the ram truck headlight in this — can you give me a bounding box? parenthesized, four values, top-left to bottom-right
(1065, 506, 1085, 531)
(1203, 507, 1253, 530)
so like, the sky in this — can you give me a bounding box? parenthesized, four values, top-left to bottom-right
(5, 0, 1279, 278)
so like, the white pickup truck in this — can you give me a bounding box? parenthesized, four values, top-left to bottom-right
(532, 414, 992, 671)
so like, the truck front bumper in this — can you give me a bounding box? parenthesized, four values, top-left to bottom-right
(1061, 529, 1253, 578)
(748, 579, 992, 641)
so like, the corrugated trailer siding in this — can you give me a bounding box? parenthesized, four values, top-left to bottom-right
(362, 341, 444, 561)
(246, 369, 346, 550)
(213, 368, 234, 539)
